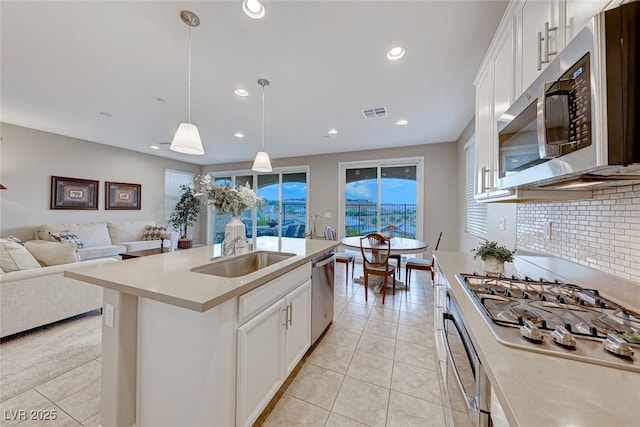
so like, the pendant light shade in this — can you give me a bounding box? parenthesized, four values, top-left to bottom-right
(252, 78, 273, 172)
(171, 123, 204, 155)
(170, 10, 205, 156)
(252, 151, 272, 172)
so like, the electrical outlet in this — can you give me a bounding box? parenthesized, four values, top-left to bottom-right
(323, 212, 331, 218)
(499, 217, 506, 231)
(105, 303, 114, 328)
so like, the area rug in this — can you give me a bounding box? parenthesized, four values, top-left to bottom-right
(0, 312, 102, 402)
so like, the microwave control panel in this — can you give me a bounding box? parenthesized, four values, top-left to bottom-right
(543, 53, 592, 156)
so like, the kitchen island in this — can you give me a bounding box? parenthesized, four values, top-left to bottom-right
(65, 237, 339, 427)
(433, 251, 640, 427)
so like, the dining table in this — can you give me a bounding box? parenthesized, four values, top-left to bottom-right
(340, 235, 428, 292)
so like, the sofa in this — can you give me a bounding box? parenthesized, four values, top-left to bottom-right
(0, 238, 117, 338)
(34, 220, 179, 260)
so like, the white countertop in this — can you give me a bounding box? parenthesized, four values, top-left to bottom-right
(434, 251, 640, 427)
(64, 237, 339, 312)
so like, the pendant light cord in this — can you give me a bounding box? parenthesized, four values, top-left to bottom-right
(187, 25, 192, 124)
(261, 84, 265, 151)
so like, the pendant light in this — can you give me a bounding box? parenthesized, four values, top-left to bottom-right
(170, 10, 205, 156)
(252, 78, 273, 172)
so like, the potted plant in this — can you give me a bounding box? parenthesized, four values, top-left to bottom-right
(473, 240, 515, 275)
(169, 185, 202, 249)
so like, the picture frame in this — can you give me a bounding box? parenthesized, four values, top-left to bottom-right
(105, 181, 141, 210)
(50, 176, 99, 210)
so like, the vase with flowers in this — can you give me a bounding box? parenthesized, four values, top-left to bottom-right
(193, 175, 261, 250)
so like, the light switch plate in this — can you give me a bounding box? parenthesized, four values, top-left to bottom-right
(499, 218, 506, 231)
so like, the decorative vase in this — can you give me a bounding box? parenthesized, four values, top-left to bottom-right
(225, 216, 246, 244)
(482, 258, 505, 275)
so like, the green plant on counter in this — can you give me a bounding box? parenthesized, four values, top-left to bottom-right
(473, 240, 515, 263)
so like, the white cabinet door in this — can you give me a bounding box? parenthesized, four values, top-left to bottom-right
(236, 299, 286, 427)
(284, 280, 311, 375)
(565, 0, 610, 43)
(474, 66, 493, 198)
(520, 0, 563, 93)
(493, 21, 515, 189)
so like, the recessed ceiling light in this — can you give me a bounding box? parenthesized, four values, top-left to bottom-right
(396, 119, 408, 126)
(242, 0, 265, 19)
(99, 111, 112, 117)
(150, 145, 160, 150)
(234, 89, 249, 97)
(235, 132, 245, 138)
(386, 46, 406, 61)
(328, 129, 338, 135)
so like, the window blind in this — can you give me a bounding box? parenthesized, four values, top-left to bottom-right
(465, 143, 487, 238)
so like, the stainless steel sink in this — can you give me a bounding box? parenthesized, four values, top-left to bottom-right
(191, 251, 296, 278)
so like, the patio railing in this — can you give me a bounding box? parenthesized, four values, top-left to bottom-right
(345, 203, 417, 238)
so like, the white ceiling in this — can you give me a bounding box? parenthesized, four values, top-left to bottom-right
(1, 0, 508, 166)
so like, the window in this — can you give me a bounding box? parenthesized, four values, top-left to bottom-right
(204, 167, 309, 244)
(465, 141, 487, 238)
(339, 158, 423, 240)
(164, 169, 195, 222)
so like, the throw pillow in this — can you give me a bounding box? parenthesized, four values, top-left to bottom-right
(25, 240, 81, 266)
(0, 236, 25, 246)
(142, 225, 166, 241)
(49, 231, 84, 249)
(0, 241, 41, 272)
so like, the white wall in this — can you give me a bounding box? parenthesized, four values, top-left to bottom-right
(0, 123, 202, 241)
(203, 142, 459, 251)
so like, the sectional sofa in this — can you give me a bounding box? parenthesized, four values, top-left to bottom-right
(1, 220, 179, 338)
(34, 220, 179, 259)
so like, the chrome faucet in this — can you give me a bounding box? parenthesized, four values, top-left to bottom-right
(222, 235, 249, 257)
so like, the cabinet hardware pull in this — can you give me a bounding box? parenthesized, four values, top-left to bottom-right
(282, 307, 289, 329)
(481, 166, 491, 192)
(537, 31, 543, 70)
(545, 21, 558, 59)
(287, 303, 293, 326)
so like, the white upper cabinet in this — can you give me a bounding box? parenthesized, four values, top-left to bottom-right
(519, 0, 564, 94)
(475, 67, 493, 198)
(474, 15, 515, 199)
(565, 0, 611, 43)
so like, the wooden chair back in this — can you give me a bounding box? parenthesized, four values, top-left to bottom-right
(360, 233, 391, 268)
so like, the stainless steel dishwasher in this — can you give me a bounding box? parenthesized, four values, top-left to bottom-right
(311, 250, 335, 344)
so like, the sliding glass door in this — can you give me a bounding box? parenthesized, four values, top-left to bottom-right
(207, 168, 308, 244)
(340, 159, 422, 239)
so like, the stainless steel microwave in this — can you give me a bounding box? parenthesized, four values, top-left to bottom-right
(497, 2, 640, 190)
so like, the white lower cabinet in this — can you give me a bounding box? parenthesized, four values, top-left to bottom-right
(236, 278, 311, 427)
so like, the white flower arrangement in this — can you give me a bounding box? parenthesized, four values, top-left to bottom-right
(192, 175, 261, 217)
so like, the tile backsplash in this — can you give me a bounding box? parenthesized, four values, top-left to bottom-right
(517, 184, 640, 282)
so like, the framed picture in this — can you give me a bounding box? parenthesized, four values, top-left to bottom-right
(51, 176, 99, 210)
(105, 181, 141, 210)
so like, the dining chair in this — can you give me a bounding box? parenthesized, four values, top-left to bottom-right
(360, 233, 395, 304)
(383, 225, 401, 277)
(324, 226, 355, 285)
(405, 231, 442, 287)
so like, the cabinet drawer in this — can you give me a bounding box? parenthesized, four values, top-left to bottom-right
(238, 263, 311, 324)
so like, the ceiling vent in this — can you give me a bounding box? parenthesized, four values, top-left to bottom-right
(362, 106, 388, 119)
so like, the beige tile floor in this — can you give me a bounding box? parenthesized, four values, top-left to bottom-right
(0, 262, 444, 427)
(262, 263, 445, 427)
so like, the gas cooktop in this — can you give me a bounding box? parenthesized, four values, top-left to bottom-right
(457, 273, 640, 373)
